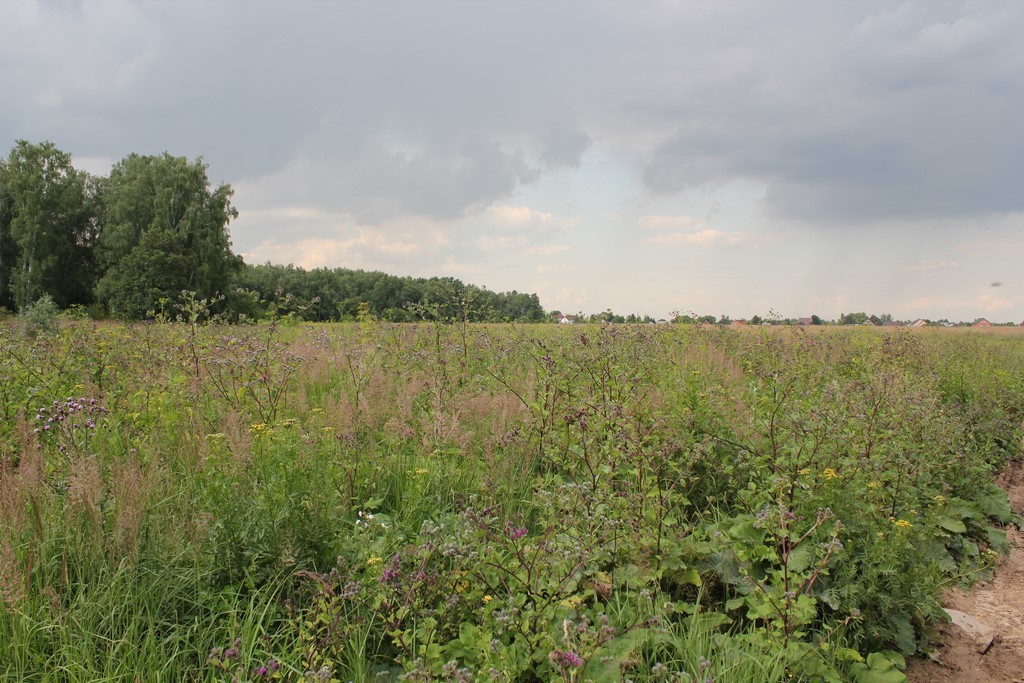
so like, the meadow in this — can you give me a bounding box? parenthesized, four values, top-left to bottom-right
(1, 311, 1022, 682)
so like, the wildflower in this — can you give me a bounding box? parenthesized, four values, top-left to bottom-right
(894, 519, 913, 529)
(505, 520, 527, 540)
(482, 595, 493, 604)
(822, 467, 840, 480)
(366, 556, 383, 567)
(934, 494, 947, 503)
(249, 423, 268, 433)
(867, 481, 881, 490)
(415, 468, 429, 476)
(560, 595, 583, 609)
(381, 554, 401, 585)
(549, 649, 584, 668)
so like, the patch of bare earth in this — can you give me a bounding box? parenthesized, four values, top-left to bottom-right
(907, 458, 1024, 683)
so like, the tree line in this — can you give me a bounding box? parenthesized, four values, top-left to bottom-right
(0, 140, 546, 323)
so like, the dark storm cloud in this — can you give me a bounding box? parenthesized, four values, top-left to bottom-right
(2, 0, 1021, 228)
(639, 1, 1024, 223)
(540, 126, 592, 169)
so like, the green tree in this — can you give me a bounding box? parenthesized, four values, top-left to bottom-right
(0, 162, 14, 310)
(839, 311, 868, 326)
(96, 153, 240, 318)
(3, 141, 98, 310)
(94, 229, 192, 320)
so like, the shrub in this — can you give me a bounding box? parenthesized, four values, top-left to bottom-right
(19, 294, 60, 337)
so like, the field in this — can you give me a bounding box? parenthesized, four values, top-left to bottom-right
(1, 316, 1023, 682)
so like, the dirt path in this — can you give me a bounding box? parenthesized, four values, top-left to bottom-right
(906, 459, 1024, 683)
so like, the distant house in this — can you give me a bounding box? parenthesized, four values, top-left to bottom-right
(972, 318, 993, 328)
(860, 319, 875, 326)
(555, 314, 578, 325)
(798, 317, 813, 326)
(909, 319, 927, 328)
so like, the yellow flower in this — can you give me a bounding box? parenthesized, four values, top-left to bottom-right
(482, 595, 493, 604)
(933, 494, 946, 503)
(867, 481, 881, 490)
(415, 468, 429, 476)
(559, 595, 584, 608)
(366, 556, 383, 567)
(822, 468, 840, 480)
(249, 423, 268, 433)
(894, 519, 913, 529)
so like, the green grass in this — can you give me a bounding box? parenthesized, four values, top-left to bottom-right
(1, 321, 1023, 680)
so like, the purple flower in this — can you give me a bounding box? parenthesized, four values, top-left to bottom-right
(505, 520, 527, 540)
(549, 649, 584, 668)
(381, 555, 402, 585)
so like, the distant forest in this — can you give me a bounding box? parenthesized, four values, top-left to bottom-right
(0, 140, 546, 323)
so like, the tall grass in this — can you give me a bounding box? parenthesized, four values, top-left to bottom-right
(1, 320, 1022, 680)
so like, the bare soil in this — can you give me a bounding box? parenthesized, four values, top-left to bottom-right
(906, 458, 1024, 683)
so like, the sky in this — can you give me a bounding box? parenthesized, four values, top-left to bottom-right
(3, 0, 1023, 322)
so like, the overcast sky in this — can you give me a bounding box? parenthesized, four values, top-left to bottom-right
(4, 0, 1023, 321)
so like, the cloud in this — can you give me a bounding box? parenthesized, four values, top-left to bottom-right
(536, 264, 576, 275)
(5, 1, 1024, 321)
(484, 205, 554, 227)
(641, 229, 752, 247)
(636, 3, 1024, 224)
(905, 297, 941, 311)
(9, 1, 1023, 229)
(526, 245, 572, 256)
(476, 235, 525, 252)
(243, 231, 426, 270)
(540, 126, 592, 168)
(235, 137, 540, 224)
(904, 259, 958, 272)
(638, 214, 696, 230)
(958, 233, 1024, 257)
(978, 291, 1017, 313)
